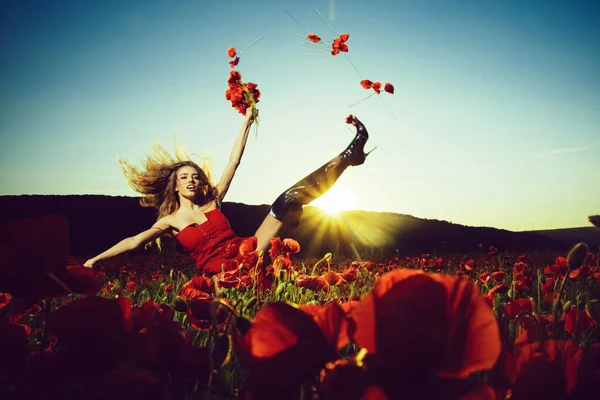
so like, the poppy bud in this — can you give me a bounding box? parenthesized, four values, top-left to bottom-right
(169, 269, 175, 280)
(212, 334, 231, 369)
(563, 301, 572, 313)
(245, 297, 258, 310)
(567, 242, 589, 270)
(324, 253, 333, 262)
(589, 215, 600, 229)
(173, 297, 188, 313)
(275, 282, 287, 298)
(586, 299, 599, 319)
(236, 316, 252, 335)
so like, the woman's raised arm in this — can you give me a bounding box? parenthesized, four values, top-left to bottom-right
(216, 107, 255, 201)
(83, 217, 171, 268)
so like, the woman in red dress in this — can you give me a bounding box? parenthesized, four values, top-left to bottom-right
(84, 107, 372, 275)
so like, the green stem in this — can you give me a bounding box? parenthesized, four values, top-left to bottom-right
(315, 8, 340, 35)
(239, 35, 264, 53)
(286, 10, 312, 33)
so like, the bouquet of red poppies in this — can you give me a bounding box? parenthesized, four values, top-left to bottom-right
(225, 46, 260, 119)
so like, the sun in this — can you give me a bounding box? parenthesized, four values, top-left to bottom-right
(310, 186, 360, 215)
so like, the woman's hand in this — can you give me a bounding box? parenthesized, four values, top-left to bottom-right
(83, 258, 95, 268)
(245, 106, 257, 123)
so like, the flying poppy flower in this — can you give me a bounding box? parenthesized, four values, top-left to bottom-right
(360, 79, 373, 89)
(229, 57, 239, 68)
(384, 82, 394, 94)
(371, 81, 382, 94)
(307, 33, 321, 43)
(227, 46, 237, 58)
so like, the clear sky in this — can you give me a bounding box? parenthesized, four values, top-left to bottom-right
(1, 0, 599, 232)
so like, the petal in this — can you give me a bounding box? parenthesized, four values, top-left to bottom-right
(236, 302, 338, 386)
(300, 301, 352, 350)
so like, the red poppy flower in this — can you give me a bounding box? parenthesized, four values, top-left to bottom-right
(491, 271, 506, 282)
(272, 255, 292, 276)
(235, 302, 345, 393)
(513, 262, 527, 275)
(323, 271, 345, 286)
(217, 269, 241, 289)
(479, 272, 489, 284)
(229, 56, 239, 68)
(360, 79, 373, 89)
(371, 81, 382, 94)
(488, 283, 510, 297)
(505, 298, 534, 320)
(307, 33, 321, 43)
(339, 33, 349, 41)
(342, 267, 358, 283)
(179, 276, 215, 301)
(562, 307, 594, 336)
(282, 238, 300, 258)
(131, 300, 175, 332)
(296, 274, 330, 292)
(384, 82, 394, 94)
(227, 46, 236, 58)
(164, 283, 173, 293)
(348, 270, 500, 398)
(269, 237, 282, 260)
(239, 236, 258, 256)
(508, 340, 584, 398)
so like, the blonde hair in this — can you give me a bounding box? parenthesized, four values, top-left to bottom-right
(119, 141, 219, 221)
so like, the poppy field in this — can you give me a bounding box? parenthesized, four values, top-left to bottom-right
(1, 216, 600, 400)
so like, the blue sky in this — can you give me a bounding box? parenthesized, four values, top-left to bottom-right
(1, 0, 599, 231)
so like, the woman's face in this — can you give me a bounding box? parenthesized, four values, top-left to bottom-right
(175, 165, 201, 199)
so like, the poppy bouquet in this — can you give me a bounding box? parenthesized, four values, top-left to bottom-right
(224, 46, 260, 121)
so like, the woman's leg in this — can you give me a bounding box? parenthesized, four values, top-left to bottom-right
(255, 214, 285, 253)
(253, 115, 371, 250)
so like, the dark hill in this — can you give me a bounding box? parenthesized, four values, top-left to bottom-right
(1, 195, 595, 259)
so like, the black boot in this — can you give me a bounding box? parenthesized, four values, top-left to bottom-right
(268, 116, 372, 227)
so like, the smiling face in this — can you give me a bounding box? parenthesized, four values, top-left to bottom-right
(175, 165, 201, 200)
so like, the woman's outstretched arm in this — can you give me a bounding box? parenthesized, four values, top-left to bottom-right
(83, 218, 171, 268)
(216, 107, 255, 201)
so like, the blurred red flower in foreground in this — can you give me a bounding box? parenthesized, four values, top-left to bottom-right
(346, 269, 500, 399)
(493, 340, 600, 399)
(236, 301, 349, 397)
(227, 46, 236, 58)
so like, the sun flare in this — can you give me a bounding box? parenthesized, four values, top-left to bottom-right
(310, 186, 360, 215)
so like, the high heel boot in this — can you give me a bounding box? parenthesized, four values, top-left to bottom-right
(268, 115, 373, 227)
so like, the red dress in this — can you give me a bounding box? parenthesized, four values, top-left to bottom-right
(175, 208, 245, 275)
